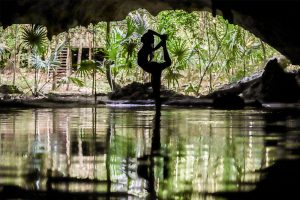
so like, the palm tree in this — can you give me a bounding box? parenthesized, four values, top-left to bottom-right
(21, 24, 48, 96)
(30, 42, 63, 94)
(167, 38, 190, 89)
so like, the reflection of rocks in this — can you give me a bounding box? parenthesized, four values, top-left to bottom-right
(216, 159, 300, 200)
(251, 159, 300, 199)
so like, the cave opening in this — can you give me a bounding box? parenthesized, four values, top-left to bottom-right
(2, 9, 295, 97)
(0, 2, 300, 200)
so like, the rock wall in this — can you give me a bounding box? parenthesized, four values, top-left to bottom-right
(1, 0, 300, 64)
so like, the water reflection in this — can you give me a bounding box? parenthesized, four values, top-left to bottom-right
(0, 107, 299, 199)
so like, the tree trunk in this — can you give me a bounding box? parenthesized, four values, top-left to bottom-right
(209, 69, 213, 92)
(52, 38, 58, 90)
(105, 21, 114, 92)
(13, 24, 18, 86)
(91, 26, 97, 102)
(66, 33, 71, 91)
(260, 39, 267, 63)
(34, 67, 38, 96)
(77, 44, 82, 66)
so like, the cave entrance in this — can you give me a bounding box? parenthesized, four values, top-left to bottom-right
(0, 9, 295, 95)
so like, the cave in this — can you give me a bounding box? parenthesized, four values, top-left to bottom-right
(1, 0, 300, 64)
(1, 1, 300, 200)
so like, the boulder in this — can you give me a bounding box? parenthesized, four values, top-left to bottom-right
(109, 82, 151, 100)
(243, 58, 300, 103)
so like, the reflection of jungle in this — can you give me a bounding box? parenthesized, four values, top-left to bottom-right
(136, 104, 170, 199)
(219, 109, 300, 200)
(1, 108, 299, 199)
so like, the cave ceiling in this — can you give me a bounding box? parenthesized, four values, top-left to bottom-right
(1, 0, 300, 64)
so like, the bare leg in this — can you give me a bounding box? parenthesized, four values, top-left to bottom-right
(151, 71, 162, 104)
(151, 41, 171, 104)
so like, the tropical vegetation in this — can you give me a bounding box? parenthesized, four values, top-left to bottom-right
(0, 9, 284, 97)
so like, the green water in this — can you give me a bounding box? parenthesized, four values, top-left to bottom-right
(0, 106, 298, 199)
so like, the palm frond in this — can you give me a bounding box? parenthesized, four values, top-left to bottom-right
(68, 77, 85, 87)
(31, 53, 61, 70)
(168, 38, 190, 70)
(31, 54, 48, 69)
(76, 60, 98, 77)
(129, 12, 150, 36)
(21, 24, 48, 53)
(52, 41, 66, 60)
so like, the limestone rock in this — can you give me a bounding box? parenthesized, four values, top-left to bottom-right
(243, 58, 300, 103)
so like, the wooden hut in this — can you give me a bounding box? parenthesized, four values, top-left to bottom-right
(53, 29, 104, 90)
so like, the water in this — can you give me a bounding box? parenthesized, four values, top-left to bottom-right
(0, 106, 299, 199)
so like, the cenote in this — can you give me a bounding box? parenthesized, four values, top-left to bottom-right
(1, 105, 299, 199)
(1, 1, 300, 199)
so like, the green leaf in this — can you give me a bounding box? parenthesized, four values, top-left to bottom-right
(21, 24, 48, 54)
(68, 77, 85, 87)
(76, 60, 99, 77)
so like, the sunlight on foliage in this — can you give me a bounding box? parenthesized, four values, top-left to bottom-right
(0, 9, 283, 95)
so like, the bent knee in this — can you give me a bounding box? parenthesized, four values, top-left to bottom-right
(165, 59, 171, 67)
(162, 60, 171, 70)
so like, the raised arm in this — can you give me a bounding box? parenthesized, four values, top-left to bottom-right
(147, 30, 168, 51)
(148, 29, 167, 40)
(147, 29, 162, 37)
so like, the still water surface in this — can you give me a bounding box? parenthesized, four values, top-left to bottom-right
(0, 106, 298, 199)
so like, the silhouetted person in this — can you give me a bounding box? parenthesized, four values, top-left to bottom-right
(138, 30, 171, 104)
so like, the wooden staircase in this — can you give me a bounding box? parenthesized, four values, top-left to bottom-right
(50, 47, 71, 90)
(56, 47, 68, 79)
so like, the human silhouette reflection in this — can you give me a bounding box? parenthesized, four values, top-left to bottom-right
(137, 103, 169, 198)
(138, 30, 172, 104)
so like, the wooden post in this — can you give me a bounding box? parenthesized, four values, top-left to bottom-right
(66, 33, 71, 91)
(66, 47, 71, 91)
(77, 42, 83, 84)
(52, 37, 58, 91)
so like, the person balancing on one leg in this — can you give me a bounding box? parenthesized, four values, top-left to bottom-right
(137, 29, 172, 104)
